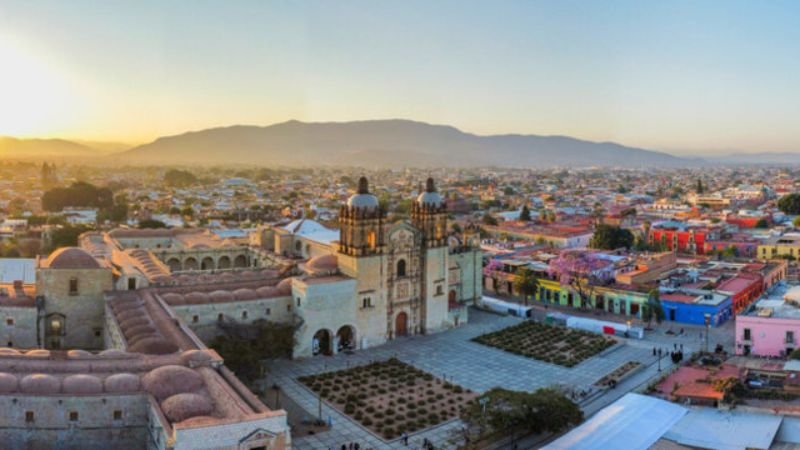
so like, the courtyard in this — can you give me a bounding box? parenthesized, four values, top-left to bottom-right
(298, 358, 477, 440)
(262, 308, 664, 449)
(472, 320, 617, 367)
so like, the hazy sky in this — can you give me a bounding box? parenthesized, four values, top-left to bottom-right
(1, 1, 798, 153)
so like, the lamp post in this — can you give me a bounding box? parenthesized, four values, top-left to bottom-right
(704, 313, 711, 354)
(657, 348, 663, 372)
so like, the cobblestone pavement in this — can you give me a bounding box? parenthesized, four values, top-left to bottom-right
(263, 308, 663, 449)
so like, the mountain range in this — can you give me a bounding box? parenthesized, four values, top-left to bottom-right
(117, 119, 692, 168)
(2, 120, 797, 167)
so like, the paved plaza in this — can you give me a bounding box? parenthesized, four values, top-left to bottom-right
(262, 308, 687, 449)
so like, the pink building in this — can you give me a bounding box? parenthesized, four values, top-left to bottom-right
(736, 285, 800, 357)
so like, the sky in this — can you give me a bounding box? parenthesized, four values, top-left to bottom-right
(0, 0, 799, 154)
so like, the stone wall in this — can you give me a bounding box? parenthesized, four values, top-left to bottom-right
(0, 394, 149, 450)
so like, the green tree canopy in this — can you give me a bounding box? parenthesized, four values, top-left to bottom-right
(513, 267, 539, 306)
(461, 387, 583, 441)
(519, 205, 531, 221)
(589, 224, 634, 250)
(778, 194, 800, 215)
(164, 169, 198, 188)
(138, 219, 167, 229)
(642, 289, 665, 328)
(42, 182, 113, 212)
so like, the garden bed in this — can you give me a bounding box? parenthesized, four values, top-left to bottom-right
(298, 358, 477, 440)
(472, 321, 616, 367)
(594, 361, 643, 388)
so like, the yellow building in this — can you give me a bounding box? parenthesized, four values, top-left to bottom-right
(759, 235, 800, 260)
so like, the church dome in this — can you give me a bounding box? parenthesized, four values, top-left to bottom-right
(44, 247, 101, 269)
(305, 254, 338, 273)
(416, 178, 444, 207)
(63, 374, 103, 394)
(104, 373, 141, 393)
(161, 393, 214, 423)
(0, 373, 18, 393)
(276, 278, 294, 295)
(142, 365, 204, 400)
(20, 374, 61, 394)
(346, 177, 379, 210)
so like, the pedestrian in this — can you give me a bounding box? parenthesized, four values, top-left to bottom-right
(341, 445, 346, 450)
(402, 431, 409, 445)
(355, 444, 360, 450)
(653, 347, 657, 356)
(674, 343, 677, 350)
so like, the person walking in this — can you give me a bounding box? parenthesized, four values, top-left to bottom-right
(401, 431, 409, 445)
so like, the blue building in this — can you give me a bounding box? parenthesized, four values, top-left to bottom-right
(660, 289, 732, 327)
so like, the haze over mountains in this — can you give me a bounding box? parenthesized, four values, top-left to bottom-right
(118, 119, 692, 168)
(2, 120, 797, 167)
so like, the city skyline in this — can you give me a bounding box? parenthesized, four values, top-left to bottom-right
(1, 0, 799, 154)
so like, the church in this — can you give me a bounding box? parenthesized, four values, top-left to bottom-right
(0, 176, 481, 448)
(280, 176, 483, 357)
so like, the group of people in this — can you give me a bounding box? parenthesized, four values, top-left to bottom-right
(333, 433, 436, 450)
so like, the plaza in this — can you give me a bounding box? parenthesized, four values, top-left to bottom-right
(263, 308, 666, 449)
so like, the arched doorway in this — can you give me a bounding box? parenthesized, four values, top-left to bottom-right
(336, 325, 356, 352)
(448, 290, 457, 303)
(167, 258, 182, 272)
(201, 257, 215, 271)
(218, 255, 231, 269)
(313, 329, 332, 356)
(233, 254, 247, 268)
(184, 257, 198, 271)
(395, 312, 408, 337)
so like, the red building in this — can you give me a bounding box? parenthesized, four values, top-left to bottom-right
(716, 273, 763, 313)
(649, 223, 719, 255)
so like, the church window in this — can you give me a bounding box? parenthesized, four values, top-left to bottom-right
(265, 308, 271, 315)
(287, 304, 292, 312)
(192, 315, 199, 323)
(25, 411, 34, 423)
(397, 259, 407, 278)
(242, 311, 248, 320)
(362, 297, 372, 309)
(113, 410, 122, 420)
(69, 277, 79, 295)
(435, 285, 444, 296)
(69, 411, 78, 421)
(217, 313, 223, 322)
(6, 318, 13, 326)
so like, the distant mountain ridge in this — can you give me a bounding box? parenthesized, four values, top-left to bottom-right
(118, 119, 695, 168)
(0, 137, 99, 158)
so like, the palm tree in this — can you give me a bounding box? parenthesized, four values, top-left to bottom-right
(514, 267, 540, 306)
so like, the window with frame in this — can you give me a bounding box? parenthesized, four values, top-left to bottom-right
(68, 277, 79, 295)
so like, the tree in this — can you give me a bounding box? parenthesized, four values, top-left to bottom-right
(755, 218, 769, 229)
(164, 169, 197, 188)
(513, 267, 539, 306)
(482, 213, 498, 226)
(42, 182, 113, 212)
(793, 216, 800, 228)
(461, 388, 582, 443)
(47, 225, 92, 251)
(138, 219, 167, 229)
(209, 319, 297, 384)
(641, 289, 665, 328)
(548, 251, 611, 309)
(589, 224, 634, 250)
(778, 194, 800, 215)
(519, 205, 531, 221)
(696, 179, 704, 194)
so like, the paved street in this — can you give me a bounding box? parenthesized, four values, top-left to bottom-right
(263, 307, 710, 449)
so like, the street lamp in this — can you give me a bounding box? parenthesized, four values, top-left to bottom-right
(657, 348, 663, 372)
(704, 313, 711, 354)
